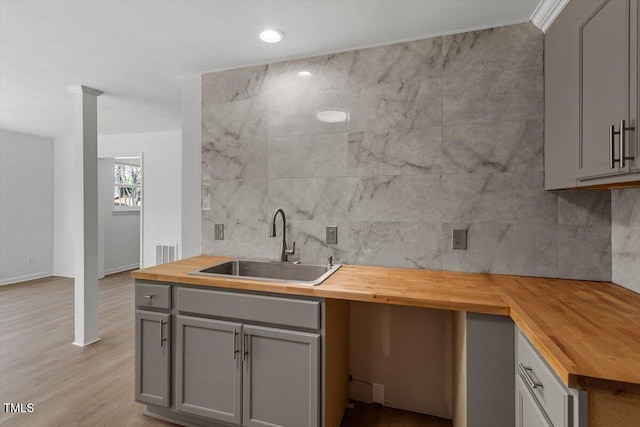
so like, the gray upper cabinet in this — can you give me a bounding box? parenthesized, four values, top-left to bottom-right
(175, 315, 242, 424)
(135, 310, 171, 407)
(242, 325, 320, 427)
(545, 0, 640, 189)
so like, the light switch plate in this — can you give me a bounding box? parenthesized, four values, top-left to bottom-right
(214, 224, 224, 240)
(453, 229, 467, 250)
(326, 226, 338, 245)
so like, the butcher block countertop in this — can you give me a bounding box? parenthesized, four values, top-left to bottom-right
(132, 255, 640, 392)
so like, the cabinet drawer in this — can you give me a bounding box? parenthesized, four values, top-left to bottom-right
(176, 287, 320, 330)
(136, 282, 171, 310)
(517, 330, 572, 427)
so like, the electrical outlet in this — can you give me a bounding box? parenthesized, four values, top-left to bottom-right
(372, 383, 384, 404)
(452, 229, 467, 250)
(26, 256, 35, 265)
(214, 224, 224, 240)
(326, 226, 338, 245)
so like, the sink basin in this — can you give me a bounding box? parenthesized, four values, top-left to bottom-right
(190, 259, 341, 286)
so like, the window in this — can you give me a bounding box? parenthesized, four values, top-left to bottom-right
(114, 162, 141, 209)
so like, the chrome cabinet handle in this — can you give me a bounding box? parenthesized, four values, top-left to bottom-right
(243, 332, 249, 361)
(519, 363, 542, 389)
(144, 294, 154, 299)
(159, 319, 167, 347)
(620, 119, 636, 167)
(611, 124, 621, 168)
(233, 330, 239, 359)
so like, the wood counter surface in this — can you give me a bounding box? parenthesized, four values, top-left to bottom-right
(132, 255, 640, 393)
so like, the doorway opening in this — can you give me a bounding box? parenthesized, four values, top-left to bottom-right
(97, 153, 143, 277)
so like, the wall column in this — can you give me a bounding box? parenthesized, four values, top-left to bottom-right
(69, 85, 103, 347)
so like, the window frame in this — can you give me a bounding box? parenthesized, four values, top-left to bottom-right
(113, 161, 142, 212)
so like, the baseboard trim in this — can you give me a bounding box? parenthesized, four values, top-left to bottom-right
(0, 271, 53, 286)
(105, 263, 140, 276)
(53, 271, 74, 278)
(72, 338, 101, 347)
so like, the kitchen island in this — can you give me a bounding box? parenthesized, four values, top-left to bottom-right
(132, 256, 640, 427)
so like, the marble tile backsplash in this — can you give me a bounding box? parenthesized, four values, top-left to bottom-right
(201, 22, 612, 281)
(612, 189, 640, 292)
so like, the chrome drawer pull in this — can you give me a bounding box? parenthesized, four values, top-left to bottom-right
(144, 294, 154, 299)
(243, 332, 249, 361)
(619, 119, 636, 168)
(233, 330, 239, 360)
(159, 320, 167, 347)
(519, 363, 542, 389)
(610, 124, 621, 168)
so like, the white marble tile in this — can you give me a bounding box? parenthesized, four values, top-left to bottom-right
(443, 67, 543, 125)
(558, 225, 611, 281)
(442, 119, 543, 174)
(202, 65, 268, 104)
(201, 97, 266, 143)
(347, 126, 442, 176)
(348, 37, 443, 90)
(266, 220, 348, 265)
(442, 22, 543, 76)
(442, 173, 557, 224)
(202, 217, 269, 259)
(207, 179, 268, 220)
(348, 222, 442, 269)
(269, 91, 349, 137)
(611, 224, 640, 293)
(263, 52, 353, 96)
(612, 188, 640, 228)
(268, 133, 348, 178)
(347, 175, 442, 223)
(442, 223, 558, 277)
(202, 138, 267, 180)
(348, 78, 442, 132)
(557, 190, 611, 226)
(268, 177, 351, 221)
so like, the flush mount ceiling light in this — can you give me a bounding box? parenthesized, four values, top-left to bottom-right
(297, 71, 313, 79)
(259, 29, 285, 43)
(315, 110, 349, 123)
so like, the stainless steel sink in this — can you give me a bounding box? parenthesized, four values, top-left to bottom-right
(190, 259, 341, 286)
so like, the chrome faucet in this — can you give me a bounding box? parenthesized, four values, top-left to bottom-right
(269, 208, 295, 262)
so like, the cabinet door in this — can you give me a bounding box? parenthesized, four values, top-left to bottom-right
(135, 310, 170, 407)
(631, 0, 640, 172)
(175, 315, 242, 424)
(516, 376, 553, 427)
(242, 325, 320, 427)
(579, 0, 633, 179)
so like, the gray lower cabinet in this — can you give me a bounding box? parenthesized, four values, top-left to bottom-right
(175, 315, 242, 424)
(242, 325, 320, 427)
(516, 376, 552, 427)
(135, 310, 171, 407)
(135, 282, 349, 427)
(515, 327, 586, 427)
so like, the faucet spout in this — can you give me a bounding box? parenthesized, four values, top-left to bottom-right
(269, 209, 295, 261)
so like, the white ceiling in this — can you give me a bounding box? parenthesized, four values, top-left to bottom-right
(0, 0, 541, 139)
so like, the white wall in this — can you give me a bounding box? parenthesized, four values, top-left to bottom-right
(0, 129, 54, 284)
(98, 158, 140, 275)
(54, 130, 182, 275)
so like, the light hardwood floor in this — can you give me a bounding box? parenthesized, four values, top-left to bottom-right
(0, 274, 451, 427)
(0, 272, 173, 427)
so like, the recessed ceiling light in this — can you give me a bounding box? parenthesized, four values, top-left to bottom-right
(316, 110, 349, 123)
(259, 29, 285, 43)
(298, 71, 313, 79)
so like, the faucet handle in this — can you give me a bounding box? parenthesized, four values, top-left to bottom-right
(285, 241, 295, 255)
